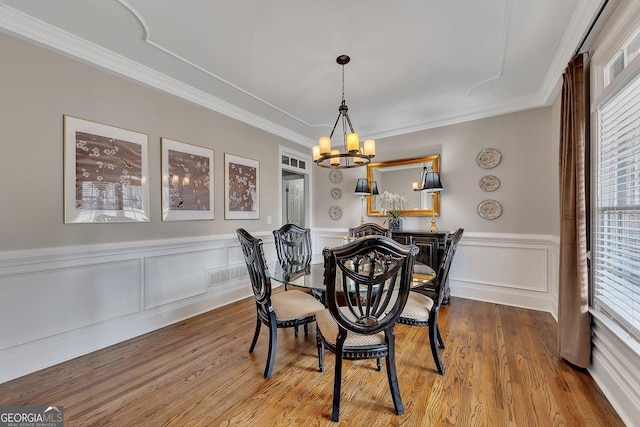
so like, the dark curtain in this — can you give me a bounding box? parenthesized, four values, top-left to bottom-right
(558, 53, 591, 368)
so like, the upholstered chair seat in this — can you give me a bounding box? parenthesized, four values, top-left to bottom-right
(315, 307, 386, 347)
(271, 290, 325, 322)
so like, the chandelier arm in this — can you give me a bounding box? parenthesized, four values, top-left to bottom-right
(343, 111, 356, 134)
(329, 112, 342, 139)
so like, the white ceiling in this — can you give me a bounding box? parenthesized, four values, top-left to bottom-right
(0, 0, 603, 147)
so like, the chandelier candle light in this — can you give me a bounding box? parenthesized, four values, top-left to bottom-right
(313, 55, 376, 168)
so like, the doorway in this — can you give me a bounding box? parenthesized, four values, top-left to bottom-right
(279, 147, 312, 228)
(282, 171, 305, 227)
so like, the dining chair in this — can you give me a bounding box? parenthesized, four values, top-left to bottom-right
(396, 227, 463, 375)
(273, 223, 315, 335)
(273, 223, 312, 287)
(236, 228, 324, 379)
(316, 235, 418, 421)
(348, 222, 391, 238)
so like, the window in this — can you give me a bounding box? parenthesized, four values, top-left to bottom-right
(604, 29, 640, 87)
(281, 153, 307, 172)
(593, 70, 640, 343)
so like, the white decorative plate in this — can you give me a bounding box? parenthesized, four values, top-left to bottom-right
(477, 200, 502, 220)
(479, 175, 500, 192)
(330, 187, 342, 199)
(329, 206, 343, 220)
(329, 169, 343, 183)
(476, 148, 502, 169)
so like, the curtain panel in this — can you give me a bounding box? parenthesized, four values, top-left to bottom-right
(558, 53, 591, 368)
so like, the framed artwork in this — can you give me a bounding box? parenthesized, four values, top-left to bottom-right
(63, 115, 149, 223)
(161, 138, 214, 221)
(224, 153, 259, 219)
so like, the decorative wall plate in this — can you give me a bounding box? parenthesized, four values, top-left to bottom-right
(329, 205, 343, 220)
(329, 169, 343, 183)
(330, 187, 342, 199)
(477, 199, 502, 220)
(479, 175, 500, 192)
(476, 148, 502, 169)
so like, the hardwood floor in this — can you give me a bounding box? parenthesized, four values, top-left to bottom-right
(0, 294, 624, 426)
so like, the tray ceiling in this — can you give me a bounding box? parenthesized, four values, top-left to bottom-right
(0, 0, 604, 146)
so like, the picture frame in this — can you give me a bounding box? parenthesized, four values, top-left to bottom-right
(63, 115, 150, 223)
(161, 138, 214, 221)
(224, 153, 259, 219)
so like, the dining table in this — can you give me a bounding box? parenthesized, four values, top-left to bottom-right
(270, 253, 436, 305)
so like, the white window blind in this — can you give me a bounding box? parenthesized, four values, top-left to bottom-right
(594, 70, 640, 342)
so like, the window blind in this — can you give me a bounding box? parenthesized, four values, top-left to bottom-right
(594, 71, 640, 342)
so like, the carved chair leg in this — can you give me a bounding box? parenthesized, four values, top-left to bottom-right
(249, 318, 261, 353)
(376, 358, 382, 371)
(429, 311, 445, 375)
(264, 315, 278, 379)
(332, 333, 347, 422)
(294, 325, 299, 338)
(386, 332, 405, 415)
(316, 325, 325, 372)
(304, 323, 309, 336)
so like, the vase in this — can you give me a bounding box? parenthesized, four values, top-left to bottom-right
(388, 217, 403, 231)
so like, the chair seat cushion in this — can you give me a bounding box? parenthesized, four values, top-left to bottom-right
(400, 292, 434, 321)
(316, 307, 385, 347)
(271, 290, 324, 321)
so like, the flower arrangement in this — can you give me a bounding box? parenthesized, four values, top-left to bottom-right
(380, 191, 408, 220)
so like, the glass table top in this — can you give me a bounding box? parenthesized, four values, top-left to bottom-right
(270, 254, 435, 292)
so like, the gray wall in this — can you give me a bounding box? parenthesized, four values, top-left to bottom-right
(0, 32, 301, 251)
(0, 29, 559, 252)
(315, 106, 557, 235)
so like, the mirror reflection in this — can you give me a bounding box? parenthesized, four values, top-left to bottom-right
(367, 155, 440, 217)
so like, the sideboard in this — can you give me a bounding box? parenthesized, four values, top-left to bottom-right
(390, 230, 451, 304)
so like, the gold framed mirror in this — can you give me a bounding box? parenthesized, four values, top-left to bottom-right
(367, 155, 440, 217)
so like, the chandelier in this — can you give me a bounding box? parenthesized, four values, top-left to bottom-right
(312, 55, 375, 168)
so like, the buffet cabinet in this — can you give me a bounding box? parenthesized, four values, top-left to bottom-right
(390, 230, 451, 304)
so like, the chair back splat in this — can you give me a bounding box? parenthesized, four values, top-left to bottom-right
(348, 222, 391, 238)
(236, 228, 324, 379)
(316, 235, 417, 421)
(273, 223, 312, 281)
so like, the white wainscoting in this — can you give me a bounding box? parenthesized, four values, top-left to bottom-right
(314, 229, 559, 314)
(449, 232, 559, 314)
(590, 311, 640, 427)
(0, 229, 559, 384)
(0, 232, 279, 384)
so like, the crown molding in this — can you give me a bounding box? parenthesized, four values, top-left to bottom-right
(0, 5, 314, 147)
(368, 91, 547, 140)
(540, 0, 607, 104)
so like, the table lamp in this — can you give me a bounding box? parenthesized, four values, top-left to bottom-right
(354, 178, 371, 225)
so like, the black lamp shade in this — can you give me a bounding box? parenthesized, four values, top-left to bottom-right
(424, 172, 443, 192)
(354, 178, 371, 195)
(371, 180, 379, 195)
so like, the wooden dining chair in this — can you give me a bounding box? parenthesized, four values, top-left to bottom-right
(316, 235, 418, 421)
(348, 222, 391, 238)
(273, 223, 312, 284)
(236, 228, 324, 379)
(396, 228, 463, 375)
